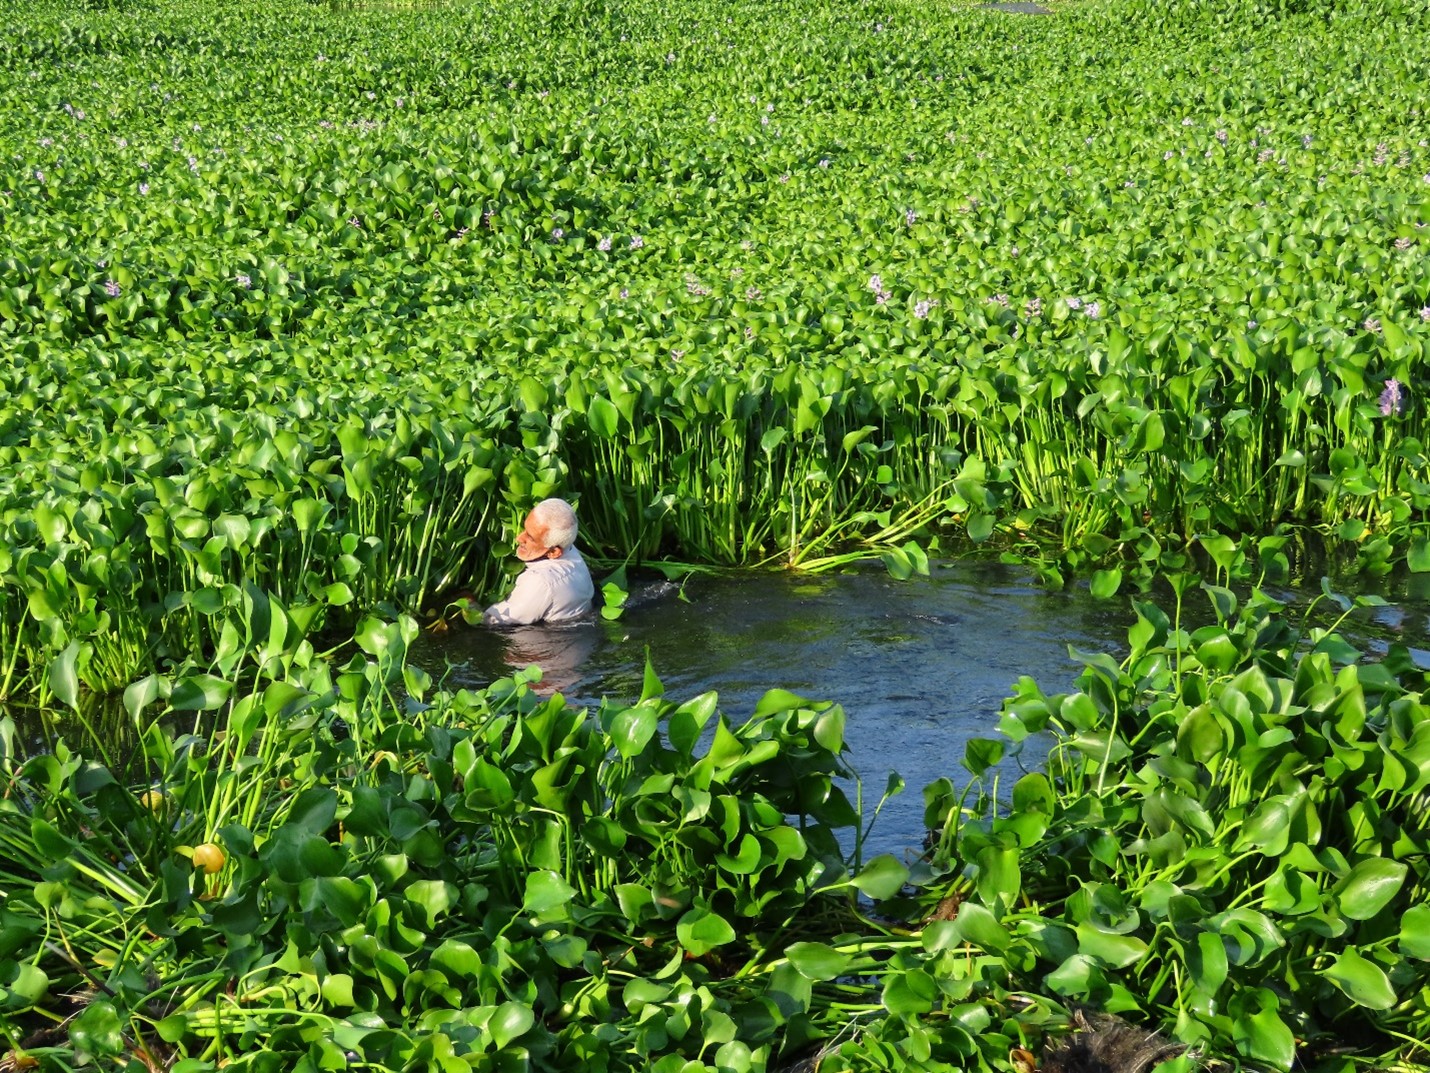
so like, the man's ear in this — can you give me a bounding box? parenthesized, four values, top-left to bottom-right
(546, 545, 565, 559)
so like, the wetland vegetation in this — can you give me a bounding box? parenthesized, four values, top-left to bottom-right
(2, 0, 1429, 1067)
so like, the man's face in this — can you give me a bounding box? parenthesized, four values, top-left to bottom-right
(515, 511, 556, 562)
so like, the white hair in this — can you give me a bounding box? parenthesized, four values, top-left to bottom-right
(531, 497, 579, 549)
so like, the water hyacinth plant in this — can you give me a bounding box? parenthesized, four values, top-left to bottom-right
(3, 588, 1429, 1071)
(1, 0, 1429, 699)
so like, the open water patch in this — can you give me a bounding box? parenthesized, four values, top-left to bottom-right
(414, 561, 1131, 853)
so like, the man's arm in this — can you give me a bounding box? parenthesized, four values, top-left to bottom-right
(482, 569, 551, 626)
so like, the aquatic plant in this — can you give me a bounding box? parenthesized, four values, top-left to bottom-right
(3, 0, 1430, 700)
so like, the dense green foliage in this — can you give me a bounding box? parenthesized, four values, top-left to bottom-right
(2, 587, 1428, 1071)
(2, 0, 1430, 699)
(3, 0, 1430, 1067)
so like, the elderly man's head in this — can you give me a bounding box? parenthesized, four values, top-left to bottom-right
(515, 498, 580, 562)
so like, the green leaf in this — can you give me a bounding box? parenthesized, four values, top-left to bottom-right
(608, 703, 658, 759)
(785, 941, 851, 981)
(489, 1000, 535, 1049)
(967, 513, 995, 543)
(1321, 949, 1397, 1009)
(587, 395, 620, 439)
(523, 870, 577, 914)
(676, 906, 737, 955)
(1236, 1004, 1295, 1069)
(1075, 922, 1148, 969)
(851, 855, 909, 900)
(49, 641, 82, 711)
(1409, 535, 1430, 573)
(1089, 567, 1122, 599)
(70, 1000, 125, 1060)
(1399, 903, 1430, 961)
(1332, 858, 1407, 920)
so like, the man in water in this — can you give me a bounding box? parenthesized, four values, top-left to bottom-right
(482, 498, 596, 626)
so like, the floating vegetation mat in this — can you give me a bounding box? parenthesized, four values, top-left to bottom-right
(1, 0, 1429, 700)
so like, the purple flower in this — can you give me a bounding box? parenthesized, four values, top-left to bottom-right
(670, 348, 685, 359)
(991, 293, 1009, 308)
(551, 227, 564, 240)
(744, 326, 755, 340)
(778, 174, 790, 184)
(1421, 306, 1430, 322)
(1380, 379, 1406, 416)
(1364, 317, 1382, 334)
(818, 158, 830, 168)
(138, 182, 149, 195)
(103, 279, 120, 298)
(619, 288, 629, 299)
(867, 274, 884, 294)
(348, 216, 362, 228)
(913, 299, 933, 319)
(1024, 297, 1043, 318)
(1085, 301, 1102, 319)
(597, 236, 612, 251)
(1301, 134, 1313, 148)
(1395, 237, 1414, 250)
(1215, 129, 1228, 144)
(629, 235, 644, 249)
(236, 273, 252, 289)
(745, 286, 762, 301)
(34, 170, 43, 182)
(905, 209, 917, 226)
(1066, 297, 1082, 310)
(1181, 117, 1194, 127)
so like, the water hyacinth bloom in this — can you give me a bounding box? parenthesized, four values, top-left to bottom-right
(913, 299, 934, 319)
(671, 348, 685, 359)
(1024, 297, 1043, 318)
(597, 236, 612, 251)
(629, 235, 644, 249)
(746, 286, 762, 301)
(1421, 306, 1430, 322)
(1364, 317, 1382, 334)
(236, 273, 252, 288)
(1380, 379, 1406, 416)
(818, 158, 830, 168)
(1085, 301, 1102, 319)
(348, 216, 362, 229)
(868, 274, 884, 293)
(551, 228, 564, 240)
(905, 209, 917, 226)
(991, 293, 1009, 308)
(1215, 129, 1228, 144)
(103, 279, 120, 297)
(1066, 297, 1082, 310)
(1394, 238, 1413, 250)
(138, 182, 149, 195)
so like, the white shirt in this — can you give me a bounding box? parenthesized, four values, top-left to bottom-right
(482, 547, 595, 626)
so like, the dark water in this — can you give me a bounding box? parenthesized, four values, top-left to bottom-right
(413, 561, 1132, 856)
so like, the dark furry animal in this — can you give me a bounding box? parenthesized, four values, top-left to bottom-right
(1042, 1010, 1188, 1073)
